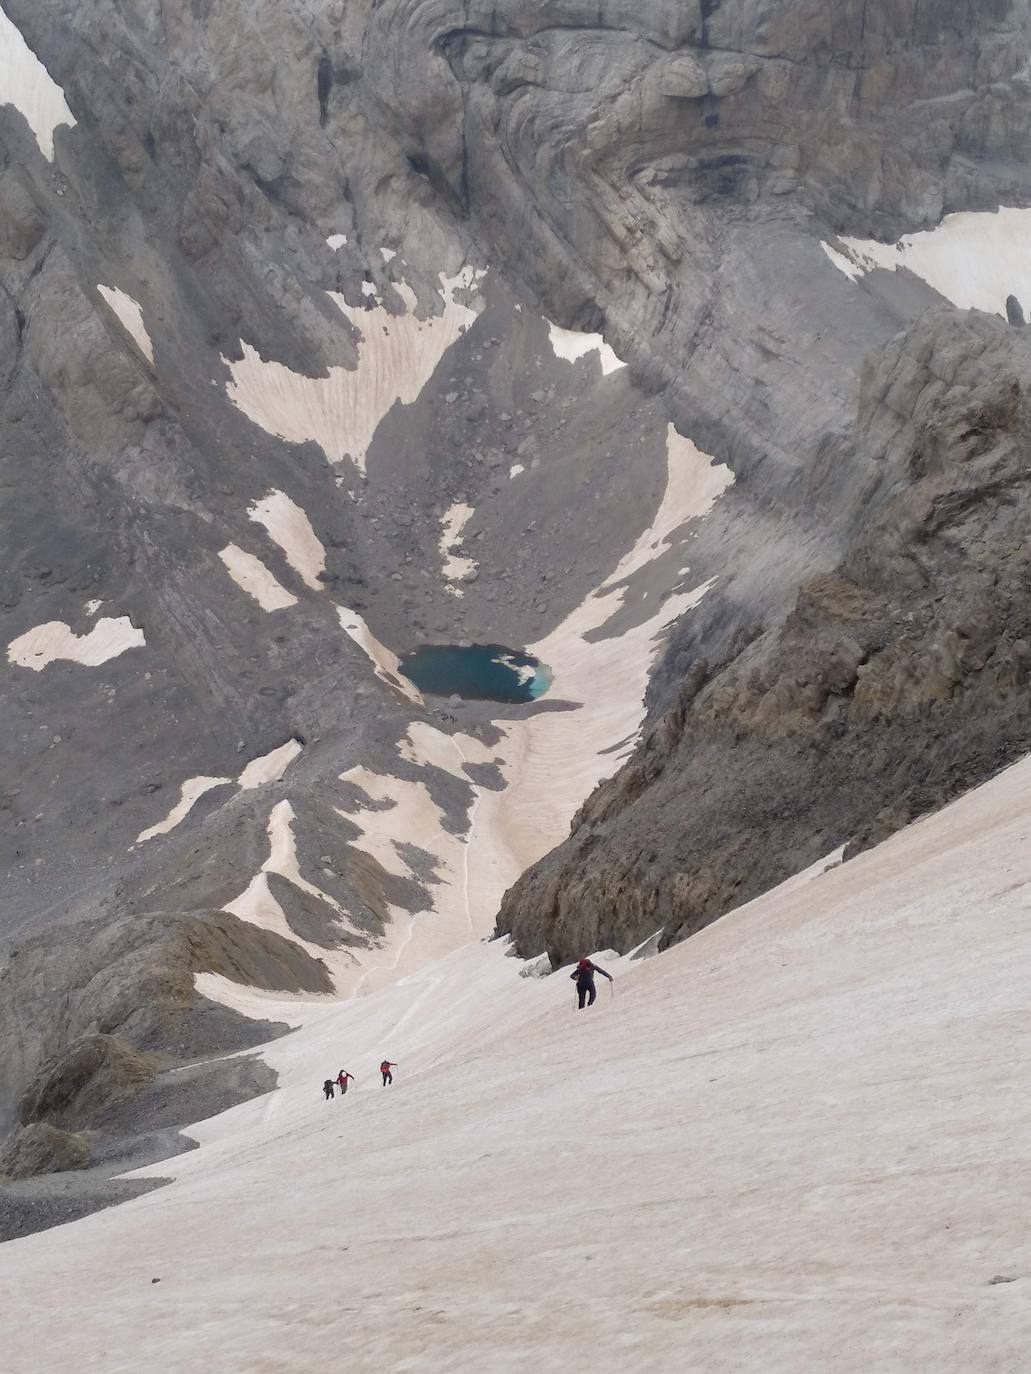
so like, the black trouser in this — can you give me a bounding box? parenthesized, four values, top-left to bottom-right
(577, 981, 596, 1009)
(338, 1083, 347, 1094)
(324, 1086, 334, 1099)
(382, 1071, 392, 1085)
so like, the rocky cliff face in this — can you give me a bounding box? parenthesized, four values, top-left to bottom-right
(1, 0, 1029, 1205)
(498, 309, 1031, 962)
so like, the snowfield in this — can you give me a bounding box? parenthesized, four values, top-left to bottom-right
(821, 206, 1031, 317)
(5, 755, 1031, 1371)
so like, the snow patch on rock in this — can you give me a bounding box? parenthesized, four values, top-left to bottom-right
(97, 285, 154, 363)
(248, 490, 326, 591)
(218, 545, 298, 612)
(439, 501, 476, 592)
(224, 269, 483, 474)
(135, 741, 302, 845)
(337, 605, 423, 705)
(136, 776, 231, 844)
(0, 3, 75, 160)
(336, 745, 484, 995)
(8, 616, 145, 671)
(594, 425, 734, 613)
(226, 801, 355, 972)
(328, 725, 498, 994)
(238, 739, 304, 791)
(338, 768, 451, 883)
(822, 207, 1031, 317)
(546, 320, 626, 376)
(397, 721, 495, 773)
(820, 241, 864, 283)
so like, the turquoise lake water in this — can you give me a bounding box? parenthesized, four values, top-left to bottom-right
(398, 644, 553, 703)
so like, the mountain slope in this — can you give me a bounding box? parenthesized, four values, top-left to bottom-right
(4, 755, 1031, 1371)
(498, 307, 1031, 962)
(0, 0, 1030, 1192)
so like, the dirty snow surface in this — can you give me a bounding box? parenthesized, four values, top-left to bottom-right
(6, 757, 1031, 1371)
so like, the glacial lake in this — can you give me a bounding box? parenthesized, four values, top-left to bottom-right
(398, 644, 553, 704)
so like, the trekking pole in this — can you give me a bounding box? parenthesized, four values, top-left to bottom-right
(609, 979, 614, 1002)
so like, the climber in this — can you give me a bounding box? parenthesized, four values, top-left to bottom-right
(323, 1079, 335, 1100)
(380, 1060, 397, 1086)
(570, 958, 613, 1009)
(336, 1070, 355, 1095)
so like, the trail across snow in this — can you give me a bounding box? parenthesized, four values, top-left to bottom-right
(6, 756, 1031, 1371)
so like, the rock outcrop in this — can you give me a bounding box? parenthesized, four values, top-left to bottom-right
(498, 311, 1031, 962)
(0, 1122, 90, 1180)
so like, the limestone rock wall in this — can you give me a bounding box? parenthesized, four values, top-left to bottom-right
(497, 311, 1031, 963)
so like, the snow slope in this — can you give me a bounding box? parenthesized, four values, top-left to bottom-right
(0, 2, 75, 160)
(822, 207, 1031, 317)
(5, 755, 1031, 1372)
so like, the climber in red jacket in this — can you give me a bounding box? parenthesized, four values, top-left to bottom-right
(380, 1060, 397, 1086)
(570, 958, 613, 1009)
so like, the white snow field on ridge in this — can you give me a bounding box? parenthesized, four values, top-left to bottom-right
(821, 206, 1031, 317)
(6, 756, 1031, 1372)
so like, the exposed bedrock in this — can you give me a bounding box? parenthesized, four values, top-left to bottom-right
(368, 0, 1031, 710)
(497, 312, 1031, 963)
(0, 1122, 90, 1180)
(373, 0, 1031, 403)
(0, 909, 329, 1142)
